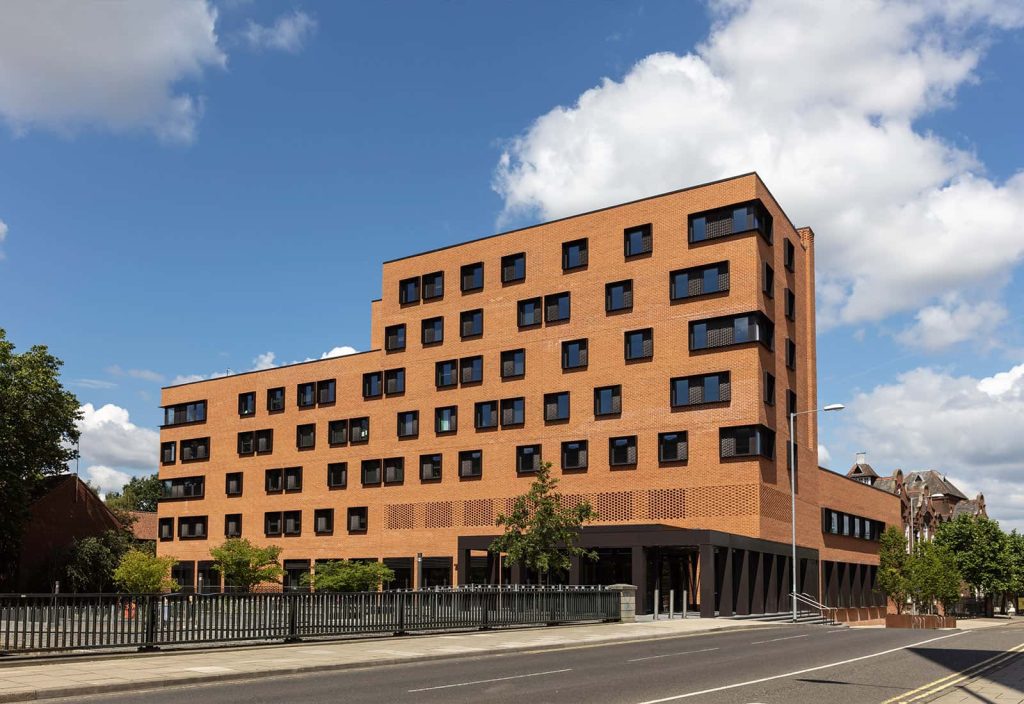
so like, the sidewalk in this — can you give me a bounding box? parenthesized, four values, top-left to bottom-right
(929, 648, 1024, 703)
(0, 617, 770, 703)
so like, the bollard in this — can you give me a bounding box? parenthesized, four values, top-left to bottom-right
(683, 590, 688, 619)
(669, 589, 675, 620)
(653, 588, 659, 620)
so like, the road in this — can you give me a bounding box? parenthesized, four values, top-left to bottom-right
(63, 621, 1024, 704)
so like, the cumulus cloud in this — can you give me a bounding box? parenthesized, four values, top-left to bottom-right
(77, 403, 160, 470)
(322, 346, 358, 359)
(494, 0, 1024, 329)
(83, 465, 133, 497)
(170, 345, 358, 385)
(0, 219, 7, 259)
(818, 444, 832, 466)
(896, 296, 1008, 351)
(241, 10, 316, 53)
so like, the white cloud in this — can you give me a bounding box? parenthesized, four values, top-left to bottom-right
(242, 10, 316, 53)
(74, 379, 118, 390)
(896, 296, 1008, 351)
(493, 0, 1024, 329)
(0, 0, 225, 143)
(252, 351, 277, 370)
(0, 219, 7, 259)
(321, 346, 358, 359)
(83, 465, 132, 497)
(818, 444, 832, 466)
(107, 365, 165, 383)
(77, 403, 159, 470)
(170, 345, 358, 385)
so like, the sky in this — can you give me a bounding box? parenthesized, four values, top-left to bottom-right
(1, 0, 1022, 528)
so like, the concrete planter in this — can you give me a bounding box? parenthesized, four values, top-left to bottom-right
(885, 613, 956, 629)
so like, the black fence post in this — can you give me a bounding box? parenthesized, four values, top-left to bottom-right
(285, 595, 300, 643)
(479, 591, 489, 630)
(138, 595, 160, 652)
(395, 593, 406, 636)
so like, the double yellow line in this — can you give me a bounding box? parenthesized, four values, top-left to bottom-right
(882, 641, 1024, 703)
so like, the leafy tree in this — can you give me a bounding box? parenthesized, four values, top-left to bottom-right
(877, 526, 911, 614)
(1007, 530, 1024, 599)
(489, 462, 597, 583)
(907, 541, 962, 615)
(0, 329, 82, 588)
(934, 515, 1009, 605)
(303, 560, 395, 592)
(209, 538, 283, 591)
(63, 529, 135, 592)
(113, 550, 178, 593)
(106, 474, 162, 513)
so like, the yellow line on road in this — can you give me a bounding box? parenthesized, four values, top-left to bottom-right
(881, 641, 1024, 704)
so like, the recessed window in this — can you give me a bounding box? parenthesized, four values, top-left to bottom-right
(500, 397, 525, 427)
(594, 385, 622, 416)
(459, 355, 483, 384)
(225, 472, 243, 496)
(561, 440, 588, 470)
(180, 438, 209, 462)
(545, 292, 571, 322)
(255, 429, 273, 454)
(160, 476, 204, 500)
(671, 372, 731, 407)
(624, 224, 652, 257)
(264, 512, 282, 536)
(158, 517, 173, 541)
(163, 401, 207, 427)
(361, 459, 382, 485)
(435, 406, 458, 434)
(658, 432, 688, 463)
(785, 288, 796, 321)
(225, 514, 242, 538)
(460, 309, 483, 338)
(317, 379, 336, 405)
(562, 238, 588, 270)
(422, 316, 444, 345)
(420, 453, 443, 481)
(763, 263, 774, 298)
(502, 252, 526, 283)
(609, 436, 637, 466)
(265, 468, 283, 493)
(435, 360, 458, 388)
(765, 373, 776, 406)
(329, 419, 348, 446)
(423, 271, 444, 300)
(459, 450, 483, 478)
(350, 417, 370, 443)
(475, 400, 498, 429)
(238, 392, 256, 417)
(178, 516, 207, 540)
(327, 462, 347, 488)
(787, 389, 797, 417)
(397, 410, 419, 438)
(348, 507, 368, 532)
(786, 339, 797, 370)
(518, 297, 542, 327)
(237, 431, 254, 455)
(399, 276, 421, 305)
(267, 387, 285, 412)
(461, 262, 484, 292)
(385, 324, 406, 352)
(690, 312, 774, 351)
(284, 466, 302, 492)
(297, 382, 315, 408)
(689, 201, 772, 244)
(605, 280, 633, 312)
(501, 349, 525, 378)
(720, 425, 775, 460)
(384, 457, 405, 484)
(314, 508, 334, 535)
(283, 510, 302, 536)
(384, 367, 405, 395)
(516, 444, 542, 474)
(544, 391, 570, 421)
(562, 339, 588, 370)
(296, 423, 315, 449)
(671, 262, 730, 300)
(161, 441, 176, 465)
(624, 328, 653, 361)
(784, 239, 795, 271)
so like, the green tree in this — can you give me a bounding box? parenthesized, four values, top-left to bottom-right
(0, 329, 82, 588)
(934, 515, 1009, 608)
(63, 529, 135, 592)
(907, 541, 962, 615)
(303, 560, 395, 592)
(209, 538, 283, 591)
(1007, 530, 1024, 599)
(105, 474, 162, 513)
(113, 550, 178, 593)
(489, 462, 597, 583)
(877, 526, 911, 614)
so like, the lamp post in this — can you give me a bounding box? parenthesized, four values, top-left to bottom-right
(790, 403, 844, 622)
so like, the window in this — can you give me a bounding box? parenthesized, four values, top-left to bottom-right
(787, 390, 797, 417)
(297, 382, 315, 408)
(327, 462, 347, 488)
(544, 391, 570, 421)
(348, 507, 368, 532)
(435, 360, 458, 388)
(690, 312, 774, 351)
(545, 292, 571, 322)
(605, 281, 633, 312)
(384, 368, 405, 395)
(329, 419, 348, 446)
(226, 472, 243, 496)
(785, 288, 796, 321)
(624, 224, 652, 257)
(180, 438, 209, 462)
(265, 468, 283, 493)
(461, 262, 484, 292)
(501, 397, 525, 427)
(363, 371, 383, 398)
(361, 459, 382, 485)
(670, 262, 730, 300)
(225, 514, 242, 538)
(283, 511, 301, 536)
(609, 436, 637, 466)
(158, 517, 174, 541)
(317, 379, 336, 405)
(658, 432, 688, 463)
(671, 372, 731, 407)
(516, 444, 542, 473)
(399, 276, 420, 304)
(594, 385, 622, 416)
(460, 309, 483, 338)
(264, 512, 283, 536)
(238, 392, 256, 417)
(820, 509, 883, 541)
(475, 400, 498, 429)
(422, 316, 444, 345)
(284, 467, 302, 492)
(720, 425, 775, 459)
(237, 431, 254, 455)
(763, 263, 774, 298)
(562, 238, 588, 270)
(314, 509, 334, 535)
(421, 453, 443, 481)
(161, 441, 176, 464)
(689, 201, 772, 244)
(459, 355, 483, 384)
(163, 401, 207, 426)
(297, 423, 316, 449)
(784, 239, 795, 271)
(397, 410, 419, 437)
(160, 476, 204, 500)
(267, 387, 285, 412)
(518, 297, 543, 327)
(624, 328, 653, 361)
(502, 252, 526, 283)
(385, 324, 406, 351)
(350, 417, 370, 443)
(765, 373, 776, 406)
(459, 450, 482, 477)
(786, 339, 797, 370)
(178, 516, 207, 540)
(561, 440, 588, 470)
(562, 339, 588, 369)
(435, 406, 457, 434)
(423, 271, 444, 300)
(501, 348, 525, 378)
(256, 429, 273, 453)
(384, 457, 404, 484)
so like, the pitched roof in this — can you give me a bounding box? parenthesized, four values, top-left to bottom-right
(847, 461, 879, 479)
(128, 511, 158, 541)
(905, 470, 969, 501)
(874, 476, 898, 494)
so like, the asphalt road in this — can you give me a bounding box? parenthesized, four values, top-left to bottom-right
(63, 621, 1024, 704)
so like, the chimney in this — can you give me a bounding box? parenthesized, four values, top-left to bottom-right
(856, 451, 867, 465)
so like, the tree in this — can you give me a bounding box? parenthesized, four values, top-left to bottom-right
(106, 474, 162, 513)
(877, 526, 911, 614)
(63, 529, 135, 592)
(113, 550, 178, 593)
(489, 462, 597, 582)
(1007, 530, 1024, 600)
(907, 541, 962, 615)
(0, 329, 82, 588)
(209, 538, 283, 591)
(934, 515, 1009, 608)
(303, 560, 395, 592)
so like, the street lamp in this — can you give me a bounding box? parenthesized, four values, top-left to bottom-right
(790, 403, 844, 622)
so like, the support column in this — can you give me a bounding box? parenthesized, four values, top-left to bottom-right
(752, 552, 766, 615)
(780, 555, 792, 611)
(456, 549, 470, 586)
(699, 544, 716, 618)
(735, 550, 751, 616)
(569, 555, 581, 585)
(765, 554, 778, 613)
(631, 546, 647, 616)
(511, 563, 524, 585)
(719, 548, 735, 617)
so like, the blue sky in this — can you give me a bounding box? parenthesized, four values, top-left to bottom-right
(1, 1, 1022, 527)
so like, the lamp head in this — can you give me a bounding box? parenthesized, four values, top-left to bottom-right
(823, 403, 845, 412)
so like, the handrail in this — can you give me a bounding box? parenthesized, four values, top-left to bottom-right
(792, 592, 839, 625)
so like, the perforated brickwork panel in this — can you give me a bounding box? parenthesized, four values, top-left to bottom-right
(463, 499, 494, 526)
(386, 503, 415, 530)
(425, 501, 454, 529)
(648, 488, 686, 519)
(760, 485, 792, 522)
(687, 484, 757, 517)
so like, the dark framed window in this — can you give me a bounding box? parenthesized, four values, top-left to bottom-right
(671, 372, 731, 407)
(500, 397, 525, 427)
(501, 348, 525, 378)
(284, 466, 302, 492)
(350, 417, 370, 443)
(226, 472, 243, 496)
(689, 201, 772, 244)
(562, 238, 588, 270)
(460, 309, 483, 338)
(787, 389, 797, 417)
(561, 440, 587, 470)
(544, 391, 570, 421)
(267, 387, 285, 412)
(765, 372, 776, 406)
(283, 510, 301, 536)
(361, 459, 382, 485)
(545, 292, 571, 322)
(297, 382, 315, 408)
(225, 514, 242, 538)
(384, 367, 405, 395)
(363, 372, 383, 398)
(605, 280, 633, 312)
(327, 462, 347, 488)
(158, 517, 174, 541)
(329, 419, 348, 445)
(720, 425, 775, 459)
(317, 379, 336, 405)
(435, 360, 458, 388)
(517, 297, 542, 327)
(314, 508, 334, 535)
(399, 276, 420, 304)
(385, 324, 406, 352)
(264, 512, 283, 536)
(255, 429, 273, 453)
(161, 441, 176, 465)
(763, 263, 774, 298)
(163, 401, 207, 426)
(459, 355, 483, 384)
(609, 436, 637, 466)
(785, 288, 796, 321)
(178, 516, 207, 540)
(237, 431, 254, 455)
(423, 271, 444, 300)
(160, 476, 204, 500)
(658, 432, 688, 463)
(265, 468, 283, 493)
(384, 457, 405, 484)
(502, 252, 526, 283)
(296, 423, 315, 449)
(180, 438, 209, 462)
(786, 339, 797, 370)
(397, 410, 419, 438)
(784, 239, 795, 271)
(624, 224, 652, 257)
(624, 328, 653, 360)
(459, 450, 482, 478)
(420, 453, 442, 481)
(594, 385, 622, 416)
(435, 406, 457, 434)
(422, 316, 444, 345)
(461, 262, 484, 292)
(348, 507, 368, 532)
(561, 339, 588, 369)
(670, 262, 730, 301)
(474, 400, 498, 429)
(516, 444, 542, 474)
(238, 392, 256, 417)
(690, 312, 774, 351)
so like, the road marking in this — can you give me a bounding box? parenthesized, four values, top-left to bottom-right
(826, 629, 848, 633)
(750, 634, 809, 645)
(631, 631, 964, 703)
(628, 647, 720, 662)
(407, 668, 572, 692)
(880, 641, 1024, 704)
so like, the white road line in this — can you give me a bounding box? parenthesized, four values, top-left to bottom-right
(750, 634, 810, 645)
(632, 631, 965, 704)
(628, 647, 720, 662)
(407, 668, 573, 693)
